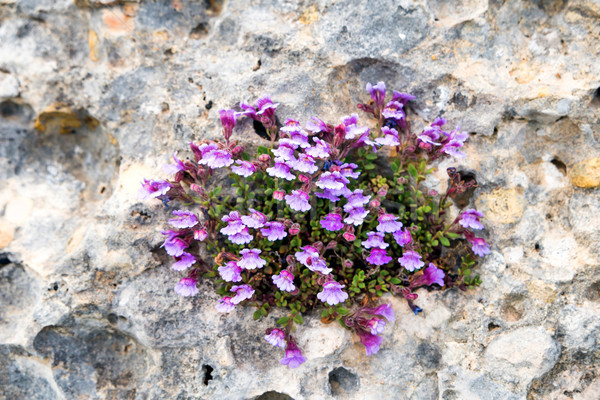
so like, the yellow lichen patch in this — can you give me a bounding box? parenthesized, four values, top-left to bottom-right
(88, 29, 99, 61)
(527, 280, 557, 304)
(568, 157, 600, 188)
(34, 103, 99, 134)
(509, 60, 539, 84)
(0, 225, 14, 249)
(476, 188, 525, 224)
(299, 5, 320, 25)
(101, 7, 135, 35)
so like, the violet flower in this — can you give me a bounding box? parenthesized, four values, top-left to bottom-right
(358, 331, 383, 356)
(362, 232, 389, 249)
(138, 179, 172, 201)
(169, 210, 198, 229)
(230, 284, 255, 304)
(343, 189, 371, 210)
(376, 214, 403, 233)
(194, 228, 208, 241)
(238, 249, 266, 270)
(228, 227, 253, 245)
(391, 91, 415, 105)
(241, 95, 279, 130)
(162, 231, 188, 257)
(216, 297, 236, 313)
(272, 270, 296, 292)
(421, 263, 445, 287)
(342, 114, 370, 139)
(369, 303, 396, 322)
(272, 143, 297, 161)
(218, 261, 243, 282)
(305, 137, 330, 158)
(265, 328, 286, 348)
(459, 209, 484, 230)
(306, 116, 332, 134)
(219, 109, 238, 142)
(280, 341, 306, 369)
(241, 208, 267, 229)
(381, 101, 405, 122)
(320, 213, 344, 231)
(280, 121, 310, 149)
(393, 228, 412, 247)
(285, 190, 311, 212)
(366, 81, 386, 110)
(267, 159, 296, 181)
(316, 171, 349, 190)
(367, 318, 386, 335)
(220, 211, 245, 236)
(418, 127, 442, 146)
(295, 246, 331, 274)
(366, 248, 393, 265)
(344, 206, 369, 226)
(375, 126, 400, 146)
(317, 281, 349, 305)
(398, 250, 425, 272)
(441, 128, 469, 158)
(340, 163, 360, 179)
(174, 277, 198, 297)
(469, 237, 490, 257)
(231, 160, 256, 177)
(289, 153, 318, 174)
(261, 221, 288, 241)
(199, 148, 234, 168)
(172, 252, 196, 271)
(162, 151, 187, 175)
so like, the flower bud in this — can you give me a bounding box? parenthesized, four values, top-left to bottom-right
(194, 229, 208, 241)
(369, 199, 381, 208)
(429, 189, 438, 196)
(377, 188, 387, 197)
(231, 145, 244, 157)
(299, 174, 310, 183)
(397, 177, 407, 185)
(289, 223, 300, 235)
(343, 259, 354, 268)
(343, 231, 356, 241)
(273, 190, 285, 200)
(258, 154, 271, 163)
(325, 240, 338, 250)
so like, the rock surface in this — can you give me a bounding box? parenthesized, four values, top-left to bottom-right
(1, 0, 600, 399)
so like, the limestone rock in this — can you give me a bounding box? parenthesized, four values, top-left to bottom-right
(568, 158, 600, 188)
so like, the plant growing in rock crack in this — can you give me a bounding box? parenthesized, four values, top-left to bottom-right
(139, 82, 489, 368)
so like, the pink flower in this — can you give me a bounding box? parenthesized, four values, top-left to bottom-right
(273, 190, 285, 200)
(172, 252, 196, 271)
(174, 277, 198, 297)
(320, 213, 344, 231)
(194, 229, 208, 241)
(220, 211, 245, 236)
(343, 231, 356, 241)
(228, 227, 253, 245)
(168, 210, 198, 229)
(317, 281, 348, 305)
(459, 209, 484, 230)
(231, 160, 256, 177)
(219, 109, 238, 141)
(289, 153, 318, 174)
(358, 331, 383, 356)
(393, 228, 412, 247)
(218, 261, 242, 282)
(230, 284, 255, 304)
(366, 248, 392, 265)
(261, 221, 288, 241)
(305, 137, 330, 158)
(469, 237, 490, 257)
(285, 190, 311, 212)
(264, 328, 286, 348)
(398, 250, 425, 272)
(272, 270, 296, 292)
(238, 249, 266, 270)
(162, 151, 187, 175)
(216, 297, 235, 313)
(267, 159, 296, 180)
(138, 179, 171, 201)
(361, 232, 389, 249)
(241, 208, 267, 228)
(376, 214, 403, 233)
(280, 341, 306, 369)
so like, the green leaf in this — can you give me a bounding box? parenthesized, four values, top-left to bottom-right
(366, 153, 377, 161)
(276, 317, 289, 325)
(253, 310, 261, 320)
(391, 159, 400, 173)
(213, 186, 222, 196)
(337, 307, 349, 315)
(408, 164, 418, 178)
(258, 146, 269, 155)
(321, 309, 329, 318)
(440, 236, 450, 247)
(389, 277, 402, 285)
(293, 314, 304, 325)
(446, 232, 460, 239)
(365, 163, 376, 170)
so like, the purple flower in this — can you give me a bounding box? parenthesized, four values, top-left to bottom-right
(305, 137, 331, 159)
(320, 213, 344, 231)
(317, 281, 348, 305)
(375, 126, 400, 146)
(280, 341, 306, 369)
(366, 248, 393, 266)
(272, 270, 296, 292)
(285, 190, 311, 212)
(316, 171, 349, 190)
(267, 159, 296, 181)
(398, 250, 425, 272)
(216, 297, 235, 313)
(265, 328, 286, 348)
(241, 208, 267, 229)
(169, 210, 198, 229)
(231, 160, 256, 177)
(219, 109, 238, 141)
(172, 252, 196, 271)
(162, 151, 187, 175)
(342, 114, 370, 140)
(294, 246, 319, 265)
(358, 331, 383, 356)
(469, 237, 490, 257)
(370, 303, 395, 322)
(138, 179, 172, 201)
(362, 232, 389, 249)
(459, 209, 484, 230)
(174, 277, 198, 297)
(289, 153, 318, 174)
(344, 206, 369, 226)
(367, 318, 386, 335)
(272, 143, 297, 160)
(340, 163, 360, 179)
(343, 189, 371, 210)
(381, 101, 405, 122)
(261, 221, 288, 241)
(441, 128, 469, 158)
(316, 189, 342, 203)
(376, 214, 403, 233)
(306, 116, 332, 134)
(366, 81, 386, 110)
(241, 96, 279, 129)
(220, 211, 245, 236)
(162, 231, 188, 257)
(199, 148, 234, 168)
(295, 246, 331, 274)
(218, 261, 242, 282)
(280, 121, 310, 149)
(230, 284, 255, 304)
(422, 263, 445, 286)
(228, 227, 253, 245)
(238, 249, 266, 270)
(194, 229, 208, 241)
(418, 127, 442, 146)
(393, 228, 412, 247)
(391, 91, 416, 105)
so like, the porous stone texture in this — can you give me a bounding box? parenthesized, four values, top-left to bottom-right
(1, 0, 599, 399)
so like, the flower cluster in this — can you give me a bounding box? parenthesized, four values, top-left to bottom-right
(139, 82, 489, 368)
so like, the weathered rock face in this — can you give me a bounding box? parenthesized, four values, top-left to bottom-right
(1, 0, 599, 399)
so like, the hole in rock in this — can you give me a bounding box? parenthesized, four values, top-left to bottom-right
(488, 322, 501, 331)
(591, 87, 600, 107)
(190, 22, 209, 39)
(450, 171, 477, 208)
(329, 366, 360, 396)
(550, 158, 567, 176)
(584, 280, 600, 301)
(534, 243, 540, 251)
(0, 253, 13, 266)
(252, 391, 295, 400)
(202, 364, 214, 385)
(205, 100, 213, 110)
(253, 120, 275, 141)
